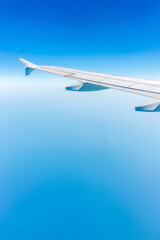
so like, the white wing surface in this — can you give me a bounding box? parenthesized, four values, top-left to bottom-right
(19, 58, 160, 112)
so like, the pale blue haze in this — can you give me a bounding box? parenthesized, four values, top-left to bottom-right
(0, 0, 160, 239)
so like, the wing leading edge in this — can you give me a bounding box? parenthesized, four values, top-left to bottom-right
(19, 58, 160, 112)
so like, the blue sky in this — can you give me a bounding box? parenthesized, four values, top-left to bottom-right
(0, 0, 160, 56)
(1, 0, 160, 239)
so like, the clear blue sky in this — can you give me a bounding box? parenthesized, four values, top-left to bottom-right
(1, 1, 160, 240)
(0, 0, 160, 56)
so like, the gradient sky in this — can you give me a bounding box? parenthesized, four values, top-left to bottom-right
(1, 1, 160, 240)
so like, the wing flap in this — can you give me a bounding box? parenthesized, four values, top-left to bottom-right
(135, 99, 160, 112)
(66, 82, 109, 91)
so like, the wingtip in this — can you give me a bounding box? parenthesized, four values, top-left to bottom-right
(19, 58, 37, 67)
(18, 58, 25, 64)
(19, 57, 25, 63)
(19, 58, 38, 76)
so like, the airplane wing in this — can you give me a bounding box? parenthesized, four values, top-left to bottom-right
(19, 58, 160, 112)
